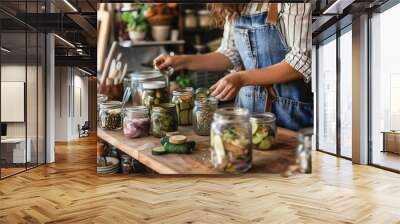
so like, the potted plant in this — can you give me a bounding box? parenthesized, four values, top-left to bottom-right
(145, 4, 177, 41)
(121, 5, 149, 42)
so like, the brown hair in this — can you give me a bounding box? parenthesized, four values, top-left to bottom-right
(208, 3, 246, 27)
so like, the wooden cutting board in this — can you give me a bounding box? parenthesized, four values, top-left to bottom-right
(97, 126, 298, 174)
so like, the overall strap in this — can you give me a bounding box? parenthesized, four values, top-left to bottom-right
(265, 3, 279, 112)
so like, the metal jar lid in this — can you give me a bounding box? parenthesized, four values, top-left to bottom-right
(142, 81, 166, 89)
(100, 101, 123, 109)
(250, 112, 276, 124)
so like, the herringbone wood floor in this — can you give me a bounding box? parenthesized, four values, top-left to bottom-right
(0, 135, 400, 224)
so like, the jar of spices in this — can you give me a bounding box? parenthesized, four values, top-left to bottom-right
(172, 88, 194, 126)
(184, 9, 197, 29)
(192, 96, 218, 136)
(150, 103, 178, 137)
(123, 106, 149, 138)
(210, 107, 252, 173)
(198, 10, 212, 28)
(195, 87, 209, 100)
(250, 113, 277, 150)
(141, 81, 169, 109)
(99, 101, 123, 130)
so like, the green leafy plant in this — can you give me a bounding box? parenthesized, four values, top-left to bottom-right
(176, 73, 193, 88)
(121, 5, 149, 33)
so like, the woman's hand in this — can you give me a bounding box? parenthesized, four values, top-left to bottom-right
(153, 54, 187, 71)
(209, 72, 245, 101)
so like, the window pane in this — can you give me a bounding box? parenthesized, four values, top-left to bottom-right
(339, 29, 352, 158)
(1, 31, 27, 178)
(317, 38, 337, 154)
(371, 3, 400, 171)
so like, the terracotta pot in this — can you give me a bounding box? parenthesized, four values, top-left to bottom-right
(151, 25, 170, 41)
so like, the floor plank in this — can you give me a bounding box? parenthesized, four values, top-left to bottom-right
(0, 135, 399, 223)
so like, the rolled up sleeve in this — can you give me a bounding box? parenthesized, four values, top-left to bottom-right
(216, 20, 243, 71)
(281, 3, 312, 83)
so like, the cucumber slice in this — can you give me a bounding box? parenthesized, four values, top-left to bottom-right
(251, 122, 258, 135)
(258, 139, 272, 150)
(252, 134, 263, 145)
(213, 134, 226, 163)
(152, 146, 167, 155)
(256, 131, 268, 139)
(169, 135, 187, 144)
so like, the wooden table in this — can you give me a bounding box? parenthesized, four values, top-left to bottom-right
(98, 127, 299, 174)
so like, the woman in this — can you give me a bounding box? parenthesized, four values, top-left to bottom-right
(154, 3, 313, 131)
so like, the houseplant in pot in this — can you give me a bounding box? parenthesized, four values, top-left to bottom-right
(145, 4, 177, 41)
(121, 5, 149, 42)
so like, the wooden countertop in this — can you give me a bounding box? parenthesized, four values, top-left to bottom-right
(98, 126, 298, 174)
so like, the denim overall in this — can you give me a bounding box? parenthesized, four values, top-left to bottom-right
(234, 11, 313, 131)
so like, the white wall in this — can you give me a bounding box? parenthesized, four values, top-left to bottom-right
(54, 67, 89, 141)
(1, 64, 46, 164)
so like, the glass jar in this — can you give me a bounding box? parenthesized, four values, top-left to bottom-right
(250, 113, 277, 150)
(123, 106, 149, 138)
(141, 81, 169, 109)
(210, 107, 252, 173)
(97, 94, 108, 121)
(193, 97, 218, 136)
(184, 9, 197, 29)
(123, 70, 165, 106)
(121, 154, 132, 174)
(296, 128, 313, 174)
(99, 101, 123, 130)
(195, 87, 209, 100)
(198, 10, 211, 28)
(172, 88, 194, 126)
(150, 103, 178, 137)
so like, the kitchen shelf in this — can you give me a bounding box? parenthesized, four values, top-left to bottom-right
(119, 40, 185, 48)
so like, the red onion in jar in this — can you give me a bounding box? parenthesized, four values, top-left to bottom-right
(123, 106, 149, 138)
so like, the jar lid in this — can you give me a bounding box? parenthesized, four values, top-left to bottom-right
(125, 106, 148, 114)
(298, 128, 314, 140)
(97, 94, 108, 103)
(195, 96, 218, 106)
(213, 107, 249, 122)
(173, 87, 194, 96)
(185, 9, 195, 14)
(142, 81, 166, 89)
(198, 10, 210, 15)
(152, 103, 176, 112)
(127, 70, 162, 81)
(250, 112, 276, 123)
(100, 101, 122, 109)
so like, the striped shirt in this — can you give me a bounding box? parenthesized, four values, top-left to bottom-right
(216, 3, 312, 82)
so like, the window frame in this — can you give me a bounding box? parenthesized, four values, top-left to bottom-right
(367, 0, 400, 173)
(315, 23, 353, 160)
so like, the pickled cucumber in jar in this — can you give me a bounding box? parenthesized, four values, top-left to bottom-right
(172, 88, 194, 126)
(210, 108, 252, 173)
(141, 81, 168, 109)
(250, 113, 277, 150)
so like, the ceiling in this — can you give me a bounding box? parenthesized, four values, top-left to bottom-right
(0, 0, 96, 74)
(312, 0, 390, 43)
